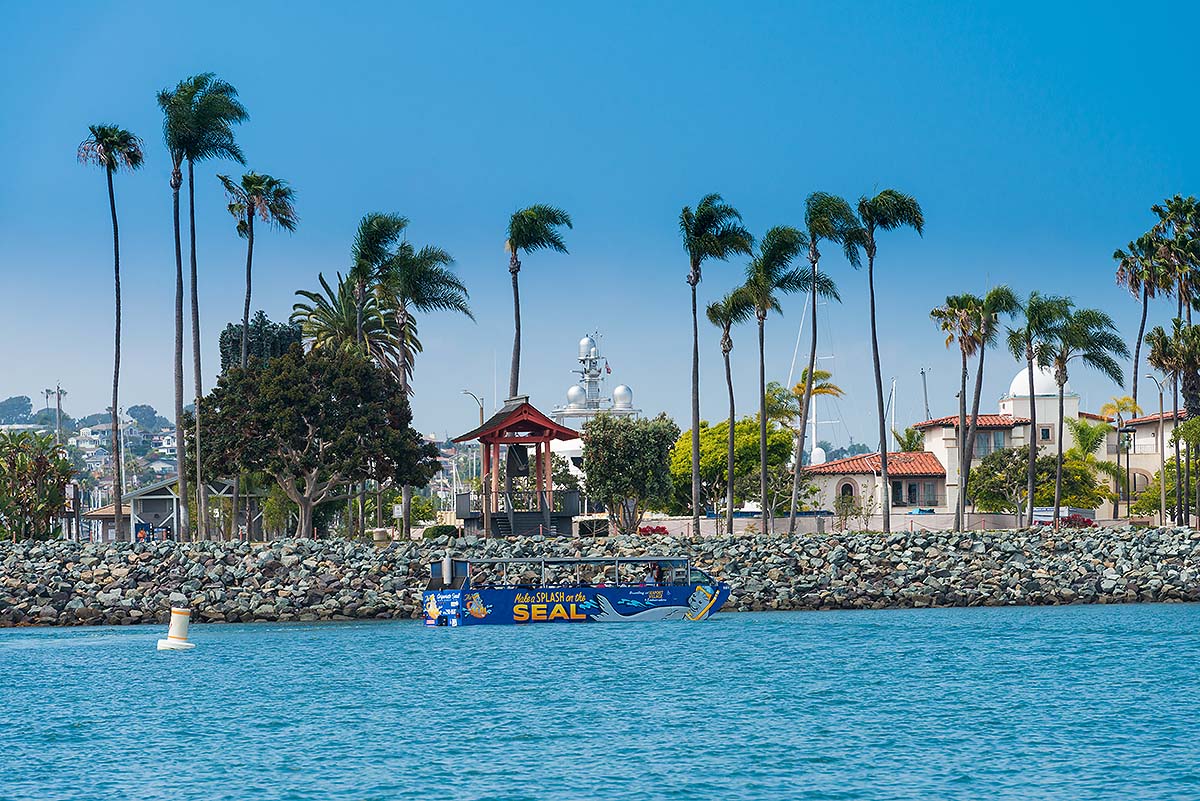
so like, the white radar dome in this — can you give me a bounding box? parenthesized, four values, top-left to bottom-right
(566, 385, 586, 407)
(579, 336, 597, 359)
(1008, 366, 1063, 397)
(810, 446, 827, 465)
(613, 385, 633, 409)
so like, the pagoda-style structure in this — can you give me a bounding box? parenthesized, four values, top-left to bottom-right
(453, 396, 580, 536)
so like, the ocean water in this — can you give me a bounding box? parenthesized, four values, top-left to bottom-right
(1, 605, 1198, 801)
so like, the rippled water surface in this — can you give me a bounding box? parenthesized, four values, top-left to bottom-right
(2, 605, 1199, 800)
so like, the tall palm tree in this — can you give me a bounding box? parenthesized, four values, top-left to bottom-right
(1151, 195, 1200, 324)
(931, 294, 980, 530)
(506, 205, 572, 398)
(1146, 322, 1185, 521)
(706, 290, 754, 535)
(350, 212, 409, 344)
(293, 273, 406, 374)
(680, 194, 753, 536)
(78, 124, 144, 542)
(1047, 308, 1128, 526)
(1098, 395, 1142, 516)
(856, 190, 923, 533)
(741, 227, 808, 533)
(789, 193, 862, 534)
(1006, 292, 1072, 526)
(159, 73, 248, 540)
(961, 286, 1019, 501)
(217, 172, 298, 368)
(1115, 232, 1167, 409)
(380, 241, 472, 536)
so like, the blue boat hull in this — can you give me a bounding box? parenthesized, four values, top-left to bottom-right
(423, 581, 731, 626)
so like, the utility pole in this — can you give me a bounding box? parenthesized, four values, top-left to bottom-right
(919, 368, 932, 420)
(53, 384, 66, 445)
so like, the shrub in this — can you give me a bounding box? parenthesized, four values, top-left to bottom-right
(1062, 513, 1094, 528)
(638, 525, 669, 535)
(422, 524, 458, 539)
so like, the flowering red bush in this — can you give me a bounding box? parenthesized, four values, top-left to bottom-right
(638, 525, 669, 535)
(1062, 513, 1094, 528)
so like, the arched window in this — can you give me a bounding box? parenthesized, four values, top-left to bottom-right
(839, 482, 856, 497)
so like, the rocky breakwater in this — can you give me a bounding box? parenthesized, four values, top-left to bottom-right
(3, 526, 1200, 626)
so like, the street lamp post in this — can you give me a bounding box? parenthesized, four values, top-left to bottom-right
(1147, 375, 1166, 526)
(462, 390, 484, 427)
(1119, 424, 1136, 518)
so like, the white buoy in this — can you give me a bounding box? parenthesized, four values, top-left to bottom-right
(156, 607, 196, 651)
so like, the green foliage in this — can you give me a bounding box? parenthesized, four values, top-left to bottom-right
(1131, 454, 1200, 518)
(0, 432, 76, 541)
(0, 396, 33, 424)
(893, 427, 924, 452)
(127, 404, 171, 431)
(507, 205, 573, 256)
(679, 193, 754, 282)
(423, 524, 458, 539)
(582, 413, 680, 535)
(195, 345, 440, 538)
(219, 311, 303, 374)
(970, 446, 1111, 514)
(410, 494, 437, 524)
(669, 417, 794, 515)
(157, 73, 248, 168)
(551, 453, 581, 492)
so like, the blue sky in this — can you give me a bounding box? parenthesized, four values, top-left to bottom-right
(1, 1, 1196, 446)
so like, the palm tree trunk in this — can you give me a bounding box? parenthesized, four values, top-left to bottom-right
(722, 343, 736, 536)
(232, 212, 254, 543)
(1174, 377, 1182, 522)
(1025, 349, 1037, 527)
(956, 350, 967, 531)
(788, 269, 820, 536)
(962, 346, 988, 501)
(690, 279, 702, 538)
(867, 250, 890, 533)
(1132, 286, 1148, 409)
(107, 167, 124, 542)
(187, 161, 207, 540)
(1187, 443, 1193, 526)
(509, 255, 521, 399)
(1054, 383, 1065, 527)
(170, 168, 190, 542)
(757, 316, 770, 534)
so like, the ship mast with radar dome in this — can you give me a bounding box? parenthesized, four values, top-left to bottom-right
(551, 333, 641, 426)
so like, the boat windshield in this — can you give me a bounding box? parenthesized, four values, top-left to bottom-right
(461, 557, 693, 589)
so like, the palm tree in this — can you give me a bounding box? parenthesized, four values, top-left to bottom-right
(706, 290, 754, 535)
(1005, 292, 1071, 527)
(217, 172, 298, 368)
(931, 294, 979, 530)
(350, 213, 409, 343)
(158, 73, 248, 540)
(78, 124, 144, 542)
(680, 194, 753, 536)
(741, 227, 809, 533)
(379, 241, 472, 536)
(1151, 195, 1200, 324)
(506, 205, 572, 398)
(788, 193, 863, 534)
(1063, 417, 1123, 507)
(292, 273, 406, 375)
(893, 427, 924, 452)
(1146, 322, 1185, 521)
(1047, 308, 1128, 526)
(1099, 395, 1142, 516)
(1114, 233, 1166, 409)
(961, 286, 1019, 502)
(856, 190, 923, 533)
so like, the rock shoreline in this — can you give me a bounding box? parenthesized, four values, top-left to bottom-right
(3, 526, 1200, 627)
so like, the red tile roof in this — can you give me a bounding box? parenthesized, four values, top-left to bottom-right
(1079, 411, 1114, 422)
(804, 451, 946, 477)
(1126, 409, 1187, 426)
(912, 414, 1030, 430)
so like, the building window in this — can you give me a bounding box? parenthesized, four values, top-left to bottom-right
(839, 482, 855, 498)
(922, 481, 938, 505)
(1040, 427, 1051, 441)
(975, 430, 1006, 458)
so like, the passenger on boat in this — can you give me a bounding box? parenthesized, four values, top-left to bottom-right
(643, 563, 662, 585)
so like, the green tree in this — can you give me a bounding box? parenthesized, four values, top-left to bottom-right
(856, 189, 924, 534)
(293, 273, 406, 377)
(972, 446, 1110, 515)
(159, 73, 248, 541)
(349, 212, 409, 344)
(217, 172, 298, 368)
(1114, 232, 1168, 408)
(931, 293, 979, 531)
(741, 225, 810, 534)
(78, 123, 144, 541)
(581, 413, 680, 535)
(219, 311, 303, 373)
(790, 193, 861, 534)
(1048, 308, 1128, 524)
(127, 404, 170, 432)
(506, 204, 572, 398)
(1007, 292, 1072, 525)
(679, 194, 754, 539)
(961, 286, 1020, 499)
(0, 397, 32, 424)
(893, 426, 924, 452)
(1063, 417, 1122, 501)
(197, 346, 439, 539)
(706, 289, 753, 535)
(0, 432, 76, 541)
(1098, 394, 1143, 516)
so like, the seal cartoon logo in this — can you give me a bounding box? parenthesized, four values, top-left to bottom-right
(424, 594, 442, 620)
(464, 592, 491, 619)
(685, 585, 718, 620)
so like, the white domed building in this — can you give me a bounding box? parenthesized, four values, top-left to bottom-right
(805, 365, 1169, 525)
